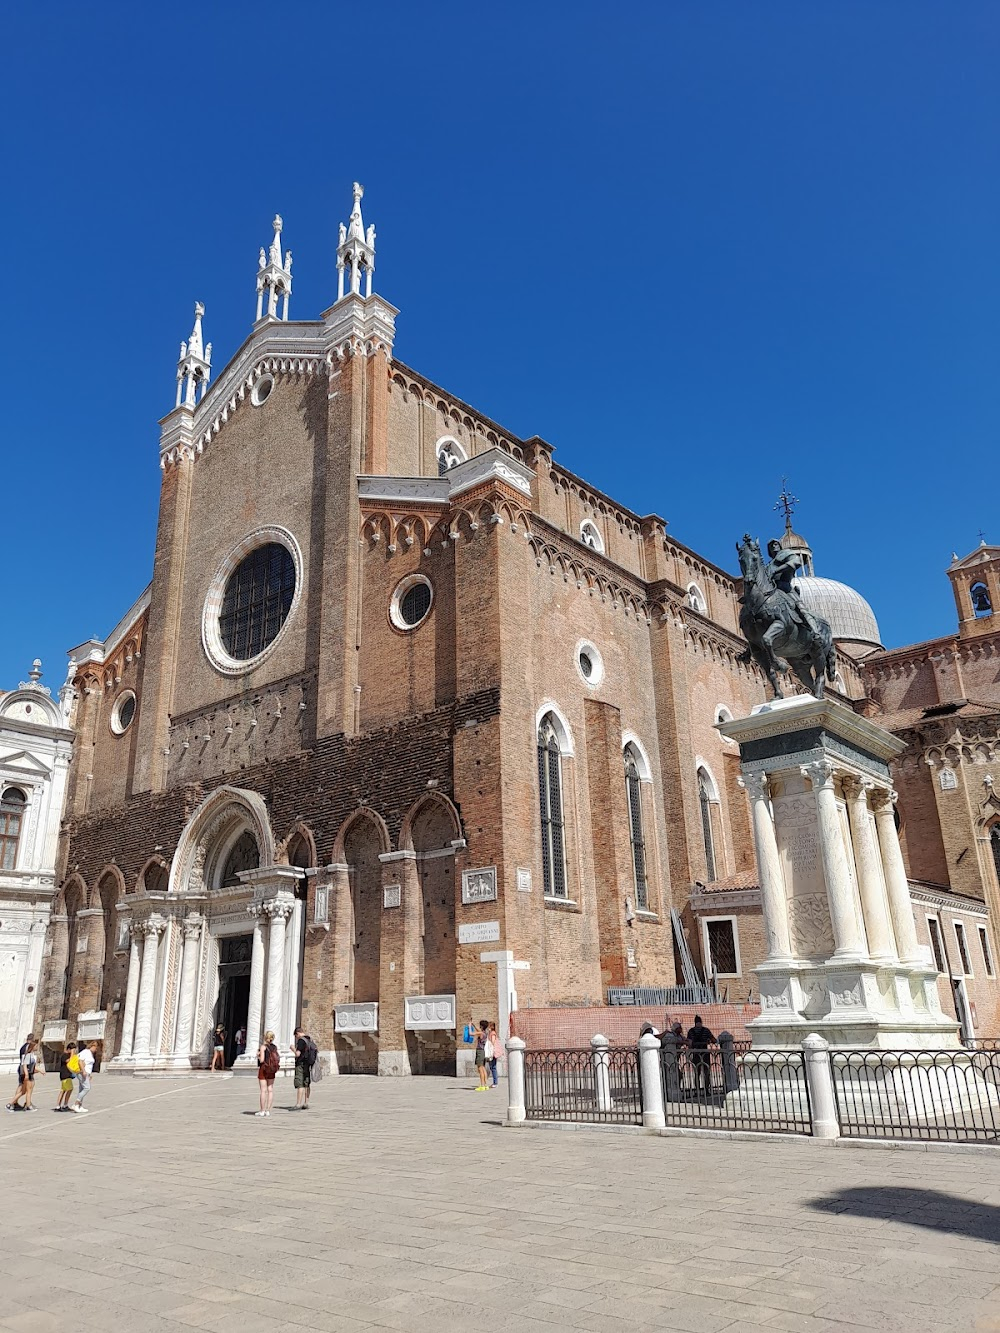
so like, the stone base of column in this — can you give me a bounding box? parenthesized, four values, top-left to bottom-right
(105, 1054, 175, 1075)
(751, 958, 960, 1050)
(377, 1049, 412, 1076)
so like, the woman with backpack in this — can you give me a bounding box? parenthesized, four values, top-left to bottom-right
(255, 1029, 280, 1116)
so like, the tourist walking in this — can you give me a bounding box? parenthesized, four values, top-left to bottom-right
(255, 1030, 279, 1116)
(472, 1019, 490, 1090)
(686, 1016, 717, 1096)
(292, 1027, 316, 1109)
(487, 1022, 501, 1087)
(55, 1042, 78, 1111)
(5, 1033, 36, 1112)
(210, 1024, 227, 1071)
(13, 1038, 42, 1111)
(73, 1040, 94, 1112)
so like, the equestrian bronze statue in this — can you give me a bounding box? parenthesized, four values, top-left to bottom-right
(736, 535, 836, 699)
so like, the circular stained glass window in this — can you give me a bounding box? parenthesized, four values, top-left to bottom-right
(579, 652, 593, 679)
(390, 575, 434, 630)
(111, 690, 137, 735)
(219, 543, 296, 662)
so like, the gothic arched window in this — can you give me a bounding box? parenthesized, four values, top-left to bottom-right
(436, 437, 466, 476)
(624, 746, 648, 910)
(687, 583, 707, 613)
(221, 831, 260, 887)
(580, 520, 604, 554)
(991, 824, 1000, 888)
(0, 787, 26, 871)
(971, 582, 993, 619)
(697, 767, 718, 883)
(537, 715, 567, 898)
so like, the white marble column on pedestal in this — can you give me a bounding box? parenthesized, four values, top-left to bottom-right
(282, 896, 303, 1049)
(171, 915, 204, 1059)
(802, 761, 864, 959)
(844, 777, 898, 962)
(243, 907, 266, 1055)
(871, 787, 922, 964)
(743, 771, 792, 961)
(117, 928, 142, 1057)
(263, 900, 291, 1040)
(132, 917, 165, 1058)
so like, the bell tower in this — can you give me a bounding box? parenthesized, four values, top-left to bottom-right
(948, 539, 1000, 640)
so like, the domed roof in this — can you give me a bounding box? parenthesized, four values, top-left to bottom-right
(796, 576, 883, 649)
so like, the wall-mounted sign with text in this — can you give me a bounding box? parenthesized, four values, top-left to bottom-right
(458, 920, 501, 945)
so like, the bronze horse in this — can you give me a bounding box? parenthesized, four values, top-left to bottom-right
(736, 535, 836, 699)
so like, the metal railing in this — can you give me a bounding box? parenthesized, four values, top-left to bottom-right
(660, 1039, 812, 1135)
(832, 1048, 1000, 1142)
(523, 1047, 642, 1124)
(607, 984, 719, 1007)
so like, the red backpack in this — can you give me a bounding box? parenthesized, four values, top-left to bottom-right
(263, 1043, 280, 1076)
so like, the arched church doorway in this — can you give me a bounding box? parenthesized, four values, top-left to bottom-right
(212, 829, 260, 1067)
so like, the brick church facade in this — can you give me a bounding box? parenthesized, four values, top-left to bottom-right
(33, 187, 1000, 1072)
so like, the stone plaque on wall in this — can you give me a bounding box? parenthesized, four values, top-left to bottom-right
(383, 884, 401, 909)
(334, 1002, 378, 1033)
(404, 994, 457, 1030)
(458, 920, 500, 945)
(462, 867, 497, 904)
(516, 867, 532, 893)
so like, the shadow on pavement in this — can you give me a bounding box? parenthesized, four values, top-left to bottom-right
(809, 1186, 1000, 1244)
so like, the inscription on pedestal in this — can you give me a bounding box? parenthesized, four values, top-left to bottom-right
(773, 790, 835, 960)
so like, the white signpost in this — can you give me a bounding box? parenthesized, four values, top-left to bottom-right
(480, 949, 530, 1050)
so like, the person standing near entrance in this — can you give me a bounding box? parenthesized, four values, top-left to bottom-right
(487, 1022, 501, 1088)
(255, 1030, 279, 1116)
(292, 1028, 316, 1110)
(686, 1016, 717, 1096)
(210, 1024, 227, 1071)
(235, 1026, 247, 1060)
(73, 1040, 94, 1113)
(472, 1019, 490, 1091)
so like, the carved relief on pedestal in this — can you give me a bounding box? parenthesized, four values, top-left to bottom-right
(787, 892, 834, 960)
(828, 976, 863, 1007)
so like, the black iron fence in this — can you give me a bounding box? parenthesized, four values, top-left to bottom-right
(832, 1048, 1000, 1142)
(523, 1047, 642, 1124)
(659, 1037, 812, 1135)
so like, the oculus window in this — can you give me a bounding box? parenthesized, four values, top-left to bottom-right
(219, 543, 296, 662)
(111, 690, 137, 735)
(390, 575, 434, 630)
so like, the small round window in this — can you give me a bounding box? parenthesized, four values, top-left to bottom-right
(111, 691, 137, 735)
(576, 641, 604, 687)
(390, 575, 433, 630)
(251, 375, 274, 407)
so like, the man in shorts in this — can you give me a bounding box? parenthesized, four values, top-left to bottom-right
(56, 1042, 78, 1111)
(292, 1027, 315, 1110)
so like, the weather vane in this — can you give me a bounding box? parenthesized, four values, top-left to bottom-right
(774, 477, 799, 529)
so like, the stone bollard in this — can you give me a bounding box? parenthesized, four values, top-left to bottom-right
(719, 1030, 740, 1094)
(591, 1034, 612, 1112)
(660, 1031, 681, 1102)
(506, 1036, 526, 1125)
(802, 1033, 840, 1139)
(638, 1032, 666, 1129)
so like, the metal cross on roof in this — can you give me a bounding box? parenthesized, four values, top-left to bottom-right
(774, 477, 799, 528)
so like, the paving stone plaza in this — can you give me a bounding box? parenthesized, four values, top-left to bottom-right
(2, 1073, 998, 1333)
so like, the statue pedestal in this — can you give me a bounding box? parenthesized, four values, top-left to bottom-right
(719, 695, 958, 1051)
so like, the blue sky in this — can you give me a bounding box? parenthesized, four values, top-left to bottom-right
(2, 4, 997, 691)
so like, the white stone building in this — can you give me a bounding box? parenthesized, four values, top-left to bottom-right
(0, 662, 74, 1071)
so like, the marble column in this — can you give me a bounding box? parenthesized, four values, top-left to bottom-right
(172, 915, 204, 1058)
(802, 761, 864, 959)
(244, 907, 266, 1053)
(844, 777, 897, 962)
(282, 896, 303, 1049)
(263, 900, 291, 1040)
(871, 786, 922, 964)
(132, 917, 165, 1057)
(744, 771, 792, 961)
(118, 927, 142, 1057)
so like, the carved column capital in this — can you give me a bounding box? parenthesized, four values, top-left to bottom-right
(181, 914, 204, 940)
(801, 759, 836, 792)
(841, 774, 874, 803)
(742, 771, 771, 803)
(140, 916, 166, 939)
(868, 786, 897, 815)
(263, 899, 293, 923)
